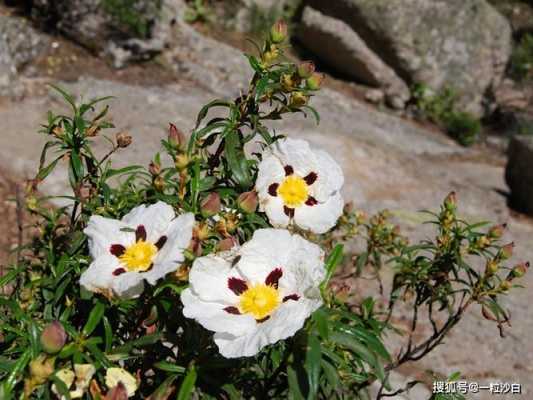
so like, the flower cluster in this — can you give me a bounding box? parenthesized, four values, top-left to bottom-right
(80, 138, 344, 358)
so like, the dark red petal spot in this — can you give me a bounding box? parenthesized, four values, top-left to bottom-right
(256, 316, 270, 323)
(265, 268, 283, 289)
(283, 294, 300, 302)
(268, 183, 279, 197)
(304, 172, 318, 185)
(228, 277, 248, 295)
(136, 225, 147, 242)
(224, 306, 241, 315)
(305, 196, 318, 206)
(110, 244, 126, 257)
(284, 165, 294, 176)
(155, 235, 167, 250)
(113, 268, 127, 276)
(283, 206, 295, 218)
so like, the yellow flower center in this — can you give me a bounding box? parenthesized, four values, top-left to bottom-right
(277, 175, 309, 208)
(119, 241, 157, 271)
(239, 284, 281, 320)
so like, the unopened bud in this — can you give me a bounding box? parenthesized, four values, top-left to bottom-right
(485, 259, 499, 275)
(26, 196, 38, 211)
(290, 91, 308, 108)
(297, 61, 315, 79)
(217, 236, 238, 252)
(237, 191, 258, 213)
(200, 192, 221, 217)
(263, 48, 279, 65)
(40, 321, 67, 354)
(444, 191, 457, 211)
(306, 73, 324, 91)
(116, 131, 132, 148)
(105, 381, 129, 400)
(281, 73, 296, 92)
(175, 154, 190, 171)
(498, 242, 514, 260)
(193, 222, 210, 241)
(153, 176, 165, 192)
(511, 262, 529, 278)
(149, 161, 161, 176)
(52, 126, 64, 138)
(75, 182, 93, 203)
(500, 280, 512, 291)
(168, 123, 185, 149)
(270, 20, 288, 44)
(488, 224, 506, 240)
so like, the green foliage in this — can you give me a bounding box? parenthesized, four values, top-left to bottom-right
(184, 0, 213, 24)
(101, 0, 162, 38)
(411, 84, 481, 146)
(0, 23, 527, 400)
(510, 33, 533, 81)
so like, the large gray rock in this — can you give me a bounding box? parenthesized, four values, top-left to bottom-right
(0, 15, 47, 90)
(298, 6, 410, 109)
(306, 0, 513, 116)
(30, 0, 166, 68)
(506, 135, 533, 215)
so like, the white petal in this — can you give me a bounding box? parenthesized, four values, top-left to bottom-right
(74, 364, 96, 392)
(261, 196, 290, 228)
(142, 261, 178, 285)
(188, 254, 242, 303)
(236, 229, 294, 283)
(122, 201, 175, 242)
(112, 272, 145, 299)
(256, 154, 284, 195)
(105, 368, 138, 398)
(271, 138, 316, 177)
(84, 216, 131, 259)
(214, 299, 320, 358)
(293, 192, 344, 234)
(312, 150, 344, 202)
(181, 289, 256, 336)
(155, 213, 195, 263)
(80, 254, 121, 294)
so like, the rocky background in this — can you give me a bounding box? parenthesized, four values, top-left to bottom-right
(1, 0, 533, 398)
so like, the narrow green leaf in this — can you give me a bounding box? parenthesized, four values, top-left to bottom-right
(82, 301, 105, 337)
(287, 365, 305, 400)
(176, 366, 197, 400)
(153, 361, 186, 374)
(321, 244, 344, 290)
(305, 335, 322, 400)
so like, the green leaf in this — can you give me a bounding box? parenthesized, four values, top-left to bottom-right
(287, 365, 305, 400)
(36, 155, 62, 181)
(321, 244, 344, 290)
(225, 129, 252, 188)
(304, 335, 322, 400)
(321, 360, 340, 390)
(154, 361, 186, 374)
(49, 84, 77, 111)
(176, 366, 197, 400)
(195, 100, 232, 129)
(82, 301, 105, 337)
(70, 149, 84, 182)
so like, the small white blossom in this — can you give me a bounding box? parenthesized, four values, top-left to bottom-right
(51, 364, 95, 399)
(80, 201, 194, 298)
(181, 228, 325, 358)
(256, 138, 344, 234)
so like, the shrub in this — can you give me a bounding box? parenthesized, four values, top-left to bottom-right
(0, 22, 527, 399)
(510, 33, 533, 81)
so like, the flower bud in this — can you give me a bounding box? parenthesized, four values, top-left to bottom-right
(26, 196, 38, 211)
(105, 382, 129, 400)
(443, 191, 457, 211)
(40, 321, 67, 354)
(511, 262, 529, 278)
(306, 73, 324, 90)
(499, 280, 512, 291)
(168, 123, 185, 149)
(175, 154, 190, 171)
(217, 236, 238, 252)
(200, 192, 221, 217)
(297, 61, 315, 79)
(281, 73, 296, 92)
(153, 176, 165, 192)
(498, 242, 514, 261)
(237, 191, 258, 213)
(86, 124, 100, 137)
(52, 125, 64, 138)
(149, 161, 161, 176)
(290, 92, 308, 108)
(116, 131, 132, 148)
(270, 20, 288, 44)
(485, 259, 499, 275)
(193, 222, 210, 241)
(488, 224, 507, 240)
(262, 48, 279, 65)
(75, 182, 94, 203)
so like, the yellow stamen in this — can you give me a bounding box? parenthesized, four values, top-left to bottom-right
(239, 284, 280, 320)
(277, 175, 309, 208)
(119, 241, 157, 271)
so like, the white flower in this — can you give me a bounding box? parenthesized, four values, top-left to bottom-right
(181, 228, 325, 358)
(51, 364, 95, 399)
(256, 138, 344, 234)
(105, 367, 138, 398)
(80, 201, 194, 298)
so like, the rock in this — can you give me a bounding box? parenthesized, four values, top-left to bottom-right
(0, 15, 47, 93)
(365, 88, 385, 104)
(490, 1, 533, 36)
(306, 0, 513, 117)
(30, 0, 165, 68)
(506, 135, 533, 215)
(232, 0, 296, 33)
(298, 6, 409, 109)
